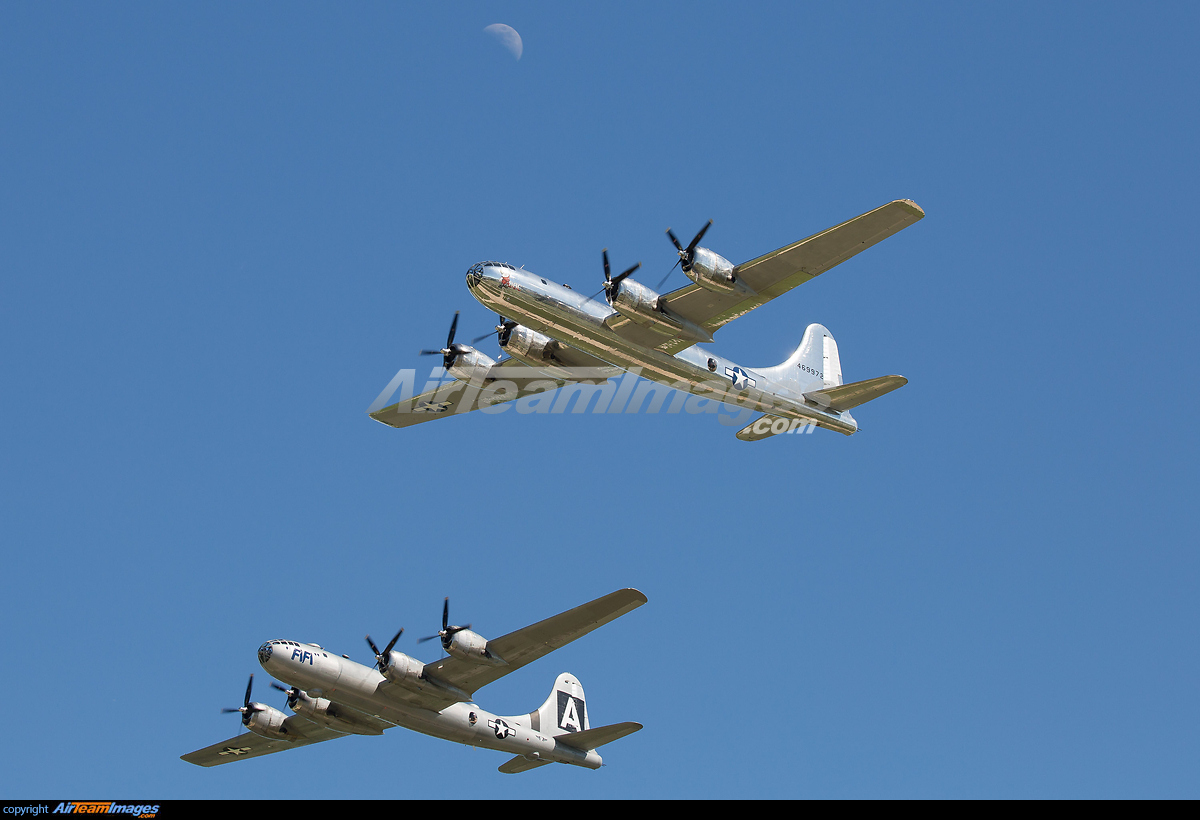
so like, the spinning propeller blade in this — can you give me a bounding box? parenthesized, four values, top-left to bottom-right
(601, 249, 641, 302)
(418, 597, 471, 650)
(221, 674, 263, 727)
(418, 312, 462, 370)
(365, 627, 405, 671)
(665, 220, 713, 273)
(270, 681, 300, 710)
(471, 314, 518, 347)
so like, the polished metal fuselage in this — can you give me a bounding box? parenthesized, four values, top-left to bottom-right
(465, 264, 856, 434)
(259, 640, 601, 768)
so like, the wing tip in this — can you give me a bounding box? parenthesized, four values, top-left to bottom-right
(893, 199, 926, 218)
(618, 587, 649, 607)
(368, 409, 401, 427)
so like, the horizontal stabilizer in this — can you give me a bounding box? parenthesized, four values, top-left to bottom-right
(498, 755, 553, 774)
(804, 375, 907, 412)
(555, 721, 642, 751)
(736, 414, 806, 441)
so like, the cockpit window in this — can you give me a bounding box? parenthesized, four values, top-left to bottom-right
(468, 261, 516, 278)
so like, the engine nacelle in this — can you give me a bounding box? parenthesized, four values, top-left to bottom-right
(502, 325, 561, 365)
(685, 247, 755, 297)
(244, 704, 293, 741)
(380, 650, 426, 688)
(447, 629, 507, 666)
(446, 347, 497, 384)
(289, 691, 382, 736)
(608, 279, 713, 343)
(499, 325, 610, 384)
(380, 650, 471, 701)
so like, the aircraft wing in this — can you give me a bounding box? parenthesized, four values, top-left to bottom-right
(609, 200, 924, 355)
(369, 354, 619, 429)
(418, 588, 648, 704)
(181, 717, 349, 767)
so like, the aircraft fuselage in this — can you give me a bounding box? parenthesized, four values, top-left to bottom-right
(465, 263, 856, 434)
(258, 640, 601, 769)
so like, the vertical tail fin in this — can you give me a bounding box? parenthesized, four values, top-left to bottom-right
(757, 323, 843, 393)
(529, 672, 589, 737)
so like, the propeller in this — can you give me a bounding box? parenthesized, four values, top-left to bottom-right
(418, 597, 472, 651)
(419, 311, 463, 371)
(270, 681, 300, 710)
(365, 627, 405, 672)
(665, 219, 713, 279)
(471, 314, 518, 349)
(221, 674, 264, 727)
(601, 249, 641, 303)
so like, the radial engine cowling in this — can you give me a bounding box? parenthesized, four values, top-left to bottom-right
(245, 705, 292, 740)
(447, 629, 507, 666)
(380, 650, 426, 688)
(685, 247, 755, 296)
(608, 279, 713, 344)
(502, 325, 561, 365)
(446, 347, 496, 384)
(289, 691, 382, 736)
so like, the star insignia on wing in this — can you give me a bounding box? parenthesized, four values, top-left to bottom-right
(415, 401, 453, 413)
(218, 746, 253, 757)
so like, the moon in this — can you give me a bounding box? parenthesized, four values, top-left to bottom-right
(483, 24, 523, 60)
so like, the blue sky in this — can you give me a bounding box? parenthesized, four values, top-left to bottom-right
(2, 2, 1197, 799)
